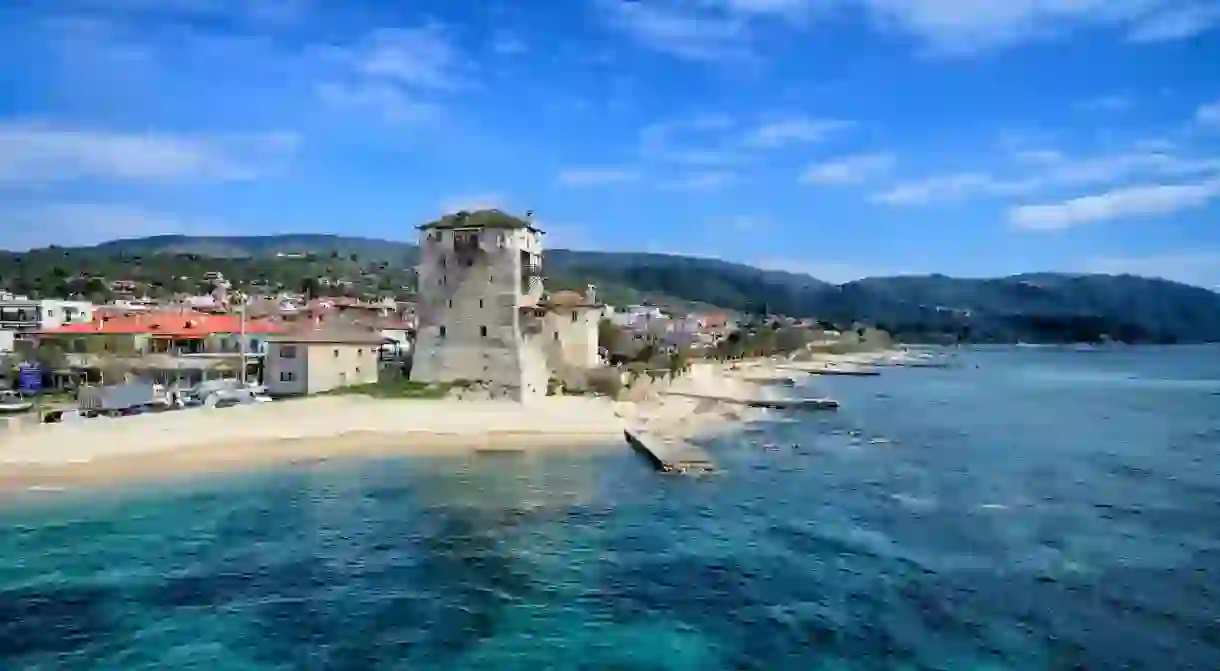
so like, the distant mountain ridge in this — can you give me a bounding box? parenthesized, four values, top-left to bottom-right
(35, 234, 1220, 343)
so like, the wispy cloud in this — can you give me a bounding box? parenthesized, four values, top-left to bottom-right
(744, 117, 852, 148)
(0, 121, 298, 186)
(849, 0, 1219, 54)
(874, 146, 1220, 205)
(801, 152, 894, 185)
(316, 23, 471, 120)
(1008, 178, 1220, 230)
(346, 26, 466, 90)
(556, 167, 641, 187)
(1127, 3, 1220, 42)
(873, 172, 1002, 205)
(592, 0, 752, 62)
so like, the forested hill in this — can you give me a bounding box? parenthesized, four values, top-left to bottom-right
(4, 234, 1220, 344)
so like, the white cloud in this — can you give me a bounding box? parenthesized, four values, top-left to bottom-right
(1008, 178, 1220, 230)
(2, 203, 234, 250)
(592, 0, 753, 61)
(596, 0, 1220, 58)
(745, 117, 852, 148)
(851, 0, 1141, 53)
(873, 172, 999, 204)
(801, 152, 895, 185)
(0, 121, 298, 186)
(335, 25, 467, 91)
(316, 23, 471, 120)
(1127, 3, 1220, 42)
(875, 147, 1220, 205)
(557, 167, 640, 187)
(1197, 99, 1220, 128)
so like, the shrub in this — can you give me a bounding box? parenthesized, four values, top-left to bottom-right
(586, 367, 624, 398)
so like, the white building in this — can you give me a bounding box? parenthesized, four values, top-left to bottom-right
(0, 295, 94, 333)
(410, 209, 550, 401)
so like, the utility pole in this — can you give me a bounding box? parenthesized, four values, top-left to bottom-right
(237, 295, 247, 385)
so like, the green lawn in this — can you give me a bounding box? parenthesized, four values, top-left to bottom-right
(323, 378, 452, 399)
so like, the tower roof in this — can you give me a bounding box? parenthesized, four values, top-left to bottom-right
(419, 208, 543, 233)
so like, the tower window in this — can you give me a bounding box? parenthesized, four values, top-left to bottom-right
(479, 299, 484, 308)
(448, 299, 453, 308)
(571, 312, 579, 323)
(480, 326, 488, 337)
(439, 326, 446, 338)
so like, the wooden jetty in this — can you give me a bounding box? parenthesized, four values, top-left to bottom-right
(663, 391, 840, 410)
(625, 428, 717, 475)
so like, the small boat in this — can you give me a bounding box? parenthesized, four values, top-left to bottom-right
(0, 390, 34, 414)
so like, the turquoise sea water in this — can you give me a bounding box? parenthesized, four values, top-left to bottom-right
(2, 347, 1219, 670)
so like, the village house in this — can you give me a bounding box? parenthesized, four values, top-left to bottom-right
(262, 327, 382, 396)
(35, 310, 285, 386)
(541, 287, 603, 371)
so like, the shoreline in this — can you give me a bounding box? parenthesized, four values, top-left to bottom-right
(0, 429, 628, 497)
(0, 350, 913, 497)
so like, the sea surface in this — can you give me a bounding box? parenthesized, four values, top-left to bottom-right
(2, 347, 1219, 670)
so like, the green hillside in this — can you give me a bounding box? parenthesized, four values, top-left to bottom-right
(4, 233, 1220, 344)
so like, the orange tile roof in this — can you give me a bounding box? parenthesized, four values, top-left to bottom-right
(40, 311, 287, 337)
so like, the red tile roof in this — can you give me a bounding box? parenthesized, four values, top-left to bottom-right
(39, 311, 287, 337)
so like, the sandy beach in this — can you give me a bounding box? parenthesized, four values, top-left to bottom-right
(0, 351, 916, 493)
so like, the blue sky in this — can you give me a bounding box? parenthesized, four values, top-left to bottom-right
(1, 0, 1219, 288)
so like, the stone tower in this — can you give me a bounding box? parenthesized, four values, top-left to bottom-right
(410, 209, 549, 401)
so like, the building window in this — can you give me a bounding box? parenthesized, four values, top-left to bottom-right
(479, 299, 484, 308)
(280, 345, 297, 359)
(439, 325, 446, 338)
(480, 326, 487, 337)
(571, 312, 579, 323)
(553, 332, 559, 341)
(448, 299, 453, 308)
(280, 371, 295, 382)
(333, 349, 339, 358)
